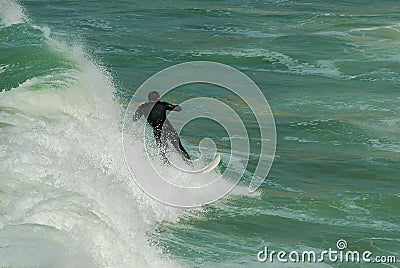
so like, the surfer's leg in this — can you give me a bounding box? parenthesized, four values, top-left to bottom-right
(176, 139, 191, 163)
(167, 129, 191, 164)
(153, 128, 168, 163)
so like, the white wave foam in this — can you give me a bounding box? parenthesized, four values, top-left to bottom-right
(191, 48, 348, 79)
(0, 26, 184, 268)
(349, 23, 400, 34)
(283, 136, 319, 143)
(0, 0, 26, 26)
(0, 64, 9, 74)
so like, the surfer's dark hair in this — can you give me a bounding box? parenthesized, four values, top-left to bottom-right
(148, 91, 160, 102)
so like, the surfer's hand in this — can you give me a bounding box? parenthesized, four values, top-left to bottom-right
(139, 101, 146, 106)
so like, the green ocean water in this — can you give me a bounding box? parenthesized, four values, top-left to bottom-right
(1, 0, 399, 267)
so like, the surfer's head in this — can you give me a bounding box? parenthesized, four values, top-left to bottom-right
(148, 91, 160, 102)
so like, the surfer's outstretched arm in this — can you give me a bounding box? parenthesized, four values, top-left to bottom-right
(164, 102, 182, 112)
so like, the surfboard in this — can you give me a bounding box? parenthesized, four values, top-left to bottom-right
(171, 154, 221, 174)
(202, 154, 221, 173)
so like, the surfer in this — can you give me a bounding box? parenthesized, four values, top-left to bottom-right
(132, 91, 191, 164)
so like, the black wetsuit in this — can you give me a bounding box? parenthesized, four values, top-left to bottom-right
(132, 101, 191, 162)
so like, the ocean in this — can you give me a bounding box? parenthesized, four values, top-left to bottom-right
(0, 0, 399, 267)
